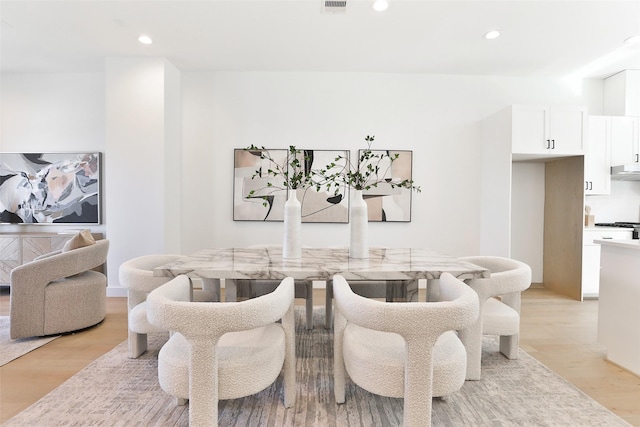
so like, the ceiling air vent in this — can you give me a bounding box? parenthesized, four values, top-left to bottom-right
(323, 0, 347, 13)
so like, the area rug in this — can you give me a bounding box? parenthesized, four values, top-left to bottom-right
(0, 316, 59, 367)
(2, 308, 630, 426)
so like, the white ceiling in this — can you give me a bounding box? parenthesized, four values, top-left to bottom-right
(1, 0, 639, 79)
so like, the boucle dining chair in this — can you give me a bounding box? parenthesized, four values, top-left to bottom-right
(235, 245, 314, 329)
(324, 246, 404, 329)
(458, 256, 532, 380)
(332, 273, 479, 427)
(147, 274, 296, 427)
(119, 254, 220, 358)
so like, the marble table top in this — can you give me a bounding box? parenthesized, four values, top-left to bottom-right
(154, 247, 490, 282)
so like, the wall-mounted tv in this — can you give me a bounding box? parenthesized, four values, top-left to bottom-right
(0, 152, 101, 224)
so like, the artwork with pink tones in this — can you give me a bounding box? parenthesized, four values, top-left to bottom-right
(0, 152, 101, 224)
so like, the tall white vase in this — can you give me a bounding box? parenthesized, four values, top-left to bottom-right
(283, 190, 302, 259)
(349, 189, 369, 259)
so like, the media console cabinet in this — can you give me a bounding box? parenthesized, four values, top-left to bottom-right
(0, 231, 104, 286)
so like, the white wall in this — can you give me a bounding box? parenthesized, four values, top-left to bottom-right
(1, 67, 607, 291)
(0, 72, 106, 238)
(104, 58, 182, 293)
(511, 162, 545, 282)
(181, 72, 600, 258)
(586, 181, 640, 222)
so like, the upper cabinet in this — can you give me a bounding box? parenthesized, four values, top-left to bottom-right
(512, 105, 587, 160)
(609, 116, 639, 166)
(585, 116, 611, 195)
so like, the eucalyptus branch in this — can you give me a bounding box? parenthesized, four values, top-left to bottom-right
(244, 145, 315, 207)
(316, 135, 421, 194)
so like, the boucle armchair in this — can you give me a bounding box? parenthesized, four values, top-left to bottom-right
(458, 256, 532, 380)
(147, 275, 296, 427)
(237, 277, 313, 329)
(119, 254, 219, 358)
(10, 239, 109, 340)
(332, 273, 479, 427)
(235, 245, 314, 329)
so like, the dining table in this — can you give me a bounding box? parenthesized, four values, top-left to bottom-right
(153, 246, 490, 329)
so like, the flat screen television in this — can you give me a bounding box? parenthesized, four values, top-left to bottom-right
(0, 152, 101, 224)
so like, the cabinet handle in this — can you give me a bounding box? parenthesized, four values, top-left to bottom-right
(546, 139, 551, 149)
(551, 139, 555, 149)
(636, 153, 639, 163)
(585, 181, 588, 190)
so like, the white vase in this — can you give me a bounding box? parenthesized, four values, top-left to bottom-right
(283, 190, 302, 259)
(349, 189, 369, 259)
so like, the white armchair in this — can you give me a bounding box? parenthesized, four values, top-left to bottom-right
(332, 273, 479, 427)
(119, 254, 219, 358)
(458, 256, 532, 380)
(235, 245, 314, 329)
(147, 275, 296, 427)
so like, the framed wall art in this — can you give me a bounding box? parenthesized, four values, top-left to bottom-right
(359, 149, 414, 222)
(0, 152, 101, 224)
(233, 148, 349, 223)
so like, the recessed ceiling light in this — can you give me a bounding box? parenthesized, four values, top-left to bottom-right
(624, 34, 640, 45)
(484, 30, 501, 40)
(372, 0, 388, 12)
(138, 34, 153, 45)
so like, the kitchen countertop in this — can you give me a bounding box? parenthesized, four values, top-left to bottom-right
(594, 239, 640, 250)
(585, 226, 635, 231)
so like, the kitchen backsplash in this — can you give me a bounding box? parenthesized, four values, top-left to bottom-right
(585, 181, 640, 223)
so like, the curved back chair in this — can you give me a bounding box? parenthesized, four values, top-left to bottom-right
(325, 279, 404, 329)
(147, 275, 296, 427)
(119, 254, 219, 358)
(10, 239, 109, 339)
(332, 273, 479, 427)
(458, 256, 532, 380)
(235, 245, 314, 329)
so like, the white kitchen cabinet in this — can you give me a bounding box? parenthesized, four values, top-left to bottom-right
(582, 228, 633, 298)
(609, 116, 639, 166)
(482, 105, 587, 301)
(585, 116, 611, 195)
(512, 105, 587, 159)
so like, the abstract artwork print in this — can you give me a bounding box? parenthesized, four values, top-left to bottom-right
(233, 148, 348, 223)
(299, 149, 348, 223)
(0, 152, 101, 224)
(360, 150, 413, 222)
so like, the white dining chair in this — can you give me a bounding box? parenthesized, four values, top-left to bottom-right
(324, 246, 408, 329)
(235, 244, 314, 329)
(332, 273, 479, 427)
(119, 254, 219, 358)
(458, 255, 532, 380)
(147, 275, 296, 426)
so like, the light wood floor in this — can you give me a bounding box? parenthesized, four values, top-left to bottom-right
(1, 286, 639, 425)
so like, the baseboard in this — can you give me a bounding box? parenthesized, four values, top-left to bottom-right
(106, 286, 127, 298)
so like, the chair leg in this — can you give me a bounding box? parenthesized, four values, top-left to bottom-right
(325, 280, 333, 329)
(457, 317, 483, 381)
(176, 397, 188, 406)
(499, 334, 519, 359)
(305, 282, 313, 330)
(333, 307, 347, 404)
(128, 331, 147, 358)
